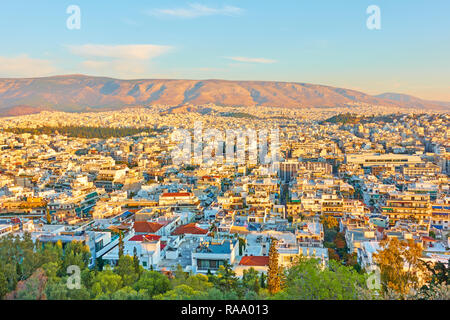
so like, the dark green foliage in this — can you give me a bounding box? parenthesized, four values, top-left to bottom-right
(323, 113, 397, 125)
(219, 112, 259, 119)
(272, 258, 368, 300)
(2, 234, 442, 300)
(4, 126, 159, 139)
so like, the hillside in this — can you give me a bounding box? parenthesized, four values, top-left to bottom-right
(0, 75, 448, 115)
(375, 93, 449, 110)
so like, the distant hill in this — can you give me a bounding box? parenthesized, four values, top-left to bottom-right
(0, 75, 448, 115)
(0, 105, 48, 117)
(375, 92, 449, 110)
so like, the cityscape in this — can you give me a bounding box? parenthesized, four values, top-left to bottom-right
(0, 104, 448, 300)
(0, 1, 449, 306)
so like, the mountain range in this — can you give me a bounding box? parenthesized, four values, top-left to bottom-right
(0, 75, 448, 116)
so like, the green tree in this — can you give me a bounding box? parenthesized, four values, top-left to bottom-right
(115, 255, 140, 287)
(260, 272, 267, 289)
(109, 286, 148, 300)
(39, 241, 63, 267)
(238, 237, 247, 256)
(154, 284, 208, 300)
(91, 267, 123, 299)
(61, 241, 90, 273)
(133, 247, 141, 276)
(214, 263, 238, 292)
(171, 264, 188, 287)
(242, 268, 261, 294)
(133, 270, 171, 298)
(417, 259, 450, 299)
(273, 258, 368, 300)
(0, 272, 8, 299)
(6, 268, 48, 300)
(0, 262, 18, 295)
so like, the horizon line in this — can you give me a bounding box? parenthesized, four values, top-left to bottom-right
(0, 73, 448, 104)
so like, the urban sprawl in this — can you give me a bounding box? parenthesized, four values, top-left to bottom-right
(0, 105, 449, 300)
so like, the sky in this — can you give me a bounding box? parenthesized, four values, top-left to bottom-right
(0, 0, 449, 101)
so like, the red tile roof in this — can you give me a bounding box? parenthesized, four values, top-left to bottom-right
(133, 221, 164, 233)
(129, 234, 161, 242)
(172, 223, 208, 235)
(239, 256, 269, 267)
(422, 236, 437, 242)
(160, 192, 191, 197)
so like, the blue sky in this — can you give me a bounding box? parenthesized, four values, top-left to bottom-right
(0, 0, 449, 100)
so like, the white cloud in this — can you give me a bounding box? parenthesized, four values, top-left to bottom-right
(0, 54, 57, 78)
(225, 56, 277, 64)
(68, 44, 172, 60)
(149, 3, 243, 19)
(79, 60, 156, 79)
(67, 44, 173, 79)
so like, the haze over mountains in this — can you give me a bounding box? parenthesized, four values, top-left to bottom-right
(0, 75, 448, 116)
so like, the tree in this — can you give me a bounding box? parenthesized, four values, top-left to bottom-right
(96, 257, 105, 271)
(39, 241, 63, 268)
(115, 255, 139, 287)
(5, 268, 48, 300)
(133, 248, 141, 276)
(260, 272, 267, 289)
(154, 284, 207, 300)
(345, 252, 358, 267)
(267, 238, 281, 295)
(118, 231, 124, 259)
(45, 208, 52, 224)
(214, 263, 238, 292)
(273, 258, 368, 300)
(171, 264, 188, 287)
(373, 237, 430, 298)
(44, 280, 69, 300)
(321, 215, 338, 230)
(133, 270, 170, 298)
(45, 279, 91, 300)
(205, 287, 239, 300)
(242, 268, 261, 294)
(0, 262, 18, 296)
(0, 272, 8, 299)
(91, 267, 123, 299)
(328, 248, 340, 261)
(61, 241, 90, 273)
(238, 237, 246, 256)
(41, 261, 60, 282)
(334, 232, 346, 249)
(423, 259, 449, 286)
(324, 228, 338, 243)
(183, 274, 213, 292)
(109, 286, 148, 300)
(416, 259, 450, 299)
(17, 234, 41, 281)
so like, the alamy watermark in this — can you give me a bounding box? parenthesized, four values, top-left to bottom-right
(66, 5, 81, 30)
(66, 265, 81, 289)
(366, 267, 382, 291)
(366, 5, 381, 30)
(65, 5, 379, 31)
(171, 122, 281, 170)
